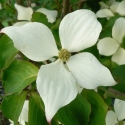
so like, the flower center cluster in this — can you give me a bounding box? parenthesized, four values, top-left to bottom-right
(116, 121, 124, 125)
(58, 49, 71, 62)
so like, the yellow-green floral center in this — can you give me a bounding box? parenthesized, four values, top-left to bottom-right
(116, 121, 124, 125)
(58, 49, 71, 62)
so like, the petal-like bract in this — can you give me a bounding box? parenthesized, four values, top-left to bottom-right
(110, 2, 119, 13)
(99, 2, 109, 9)
(14, 3, 33, 21)
(36, 8, 57, 23)
(114, 99, 125, 121)
(1, 22, 59, 61)
(116, 1, 125, 16)
(107, 0, 116, 5)
(112, 17, 125, 44)
(67, 53, 116, 89)
(59, 9, 102, 52)
(97, 37, 119, 56)
(36, 60, 77, 122)
(112, 48, 125, 65)
(106, 110, 118, 125)
(96, 9, 114, 18)
(13, 21, 29, 26)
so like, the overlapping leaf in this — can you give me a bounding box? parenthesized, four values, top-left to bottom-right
(2, 60, 38, 94)
(1, 91, 27, 123)
(0, 35, 18, 71)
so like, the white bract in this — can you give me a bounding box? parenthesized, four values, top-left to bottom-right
(99, 0, 116, 9)
(1, 9, 116, 123)
(10, 100, 29, 125)
(106, 99, 125, 125)
(96, 0, 125, 18)
(97, 17, 125, 65)
(14, 3, 57, 26)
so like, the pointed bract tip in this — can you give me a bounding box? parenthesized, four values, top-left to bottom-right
(0, 30, 3, 34)
(46, 115, 52, 125)
(47, 120, 51, 125)
(46, 112, 52, 125)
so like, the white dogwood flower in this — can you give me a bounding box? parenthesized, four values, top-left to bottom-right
(99, 0, 116, 9)
(97, 17, 125, 65)
(1, 9, 116, 123)
(96, 0, 125, 18)
(14, 3, 57, 26)
(106, 99, 125, 125)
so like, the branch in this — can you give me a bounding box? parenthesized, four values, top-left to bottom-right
(62, 0, 70, 17)
(55, 0, 63, 8)
(99, 87, 125, 100)
(16, 0, 23, 5)
(26, 0, 31, 7)
(70, 0, 87, 11)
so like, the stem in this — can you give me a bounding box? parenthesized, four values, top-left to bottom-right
(70, 0, 87, 11)
(62, 0, 70, 17)
(16, 0, 23, 5)
(55, 0, 63, 8)
(26, 0, 31, 7)
(78, 1, 84, 9)
(99, 87, 125, 100)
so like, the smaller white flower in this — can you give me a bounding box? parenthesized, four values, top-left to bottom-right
(97, 17, 125, 65)
(96, 0, 125, 18)
(99, 0, 117, 10)
(31, 3, 36, 7)
(14, 3, 33, 21)
(99, 2, 109, 9)
(100, 0, 116, 7)
(107, 0, 116, 5)
(9, 100, 29, 125)
(106, 99, 125, 125)
(14, 3, 57, 26)
(0, 3, 2, 10)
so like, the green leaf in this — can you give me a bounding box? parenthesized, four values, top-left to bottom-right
(99, 15, 122, 39)
(29, 92, 58, 125)
(122, 36, 125, 49)
(55, 94, 91, 125)
(31, 12, 52, 28)
(50, 19, 61, 30)
(52, 30, 61, 49)
(0, 0, 8, 5)
(97, 18, 107, 27)
(2, 60, 38, 94)
(1, 91, 27, 123)
(112, 65, 125, 83)
(103, 87, 125, 100)
(100, 57, 111, 67)
(82, 90, 108, 125)
(29, 92, 48, 125)
(112, 83, 125, 92)
(100, 28, 112, 39)
(0, 35, 18, 71)
(105, 15, 121, 29)
(83, 45, 99, 59)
